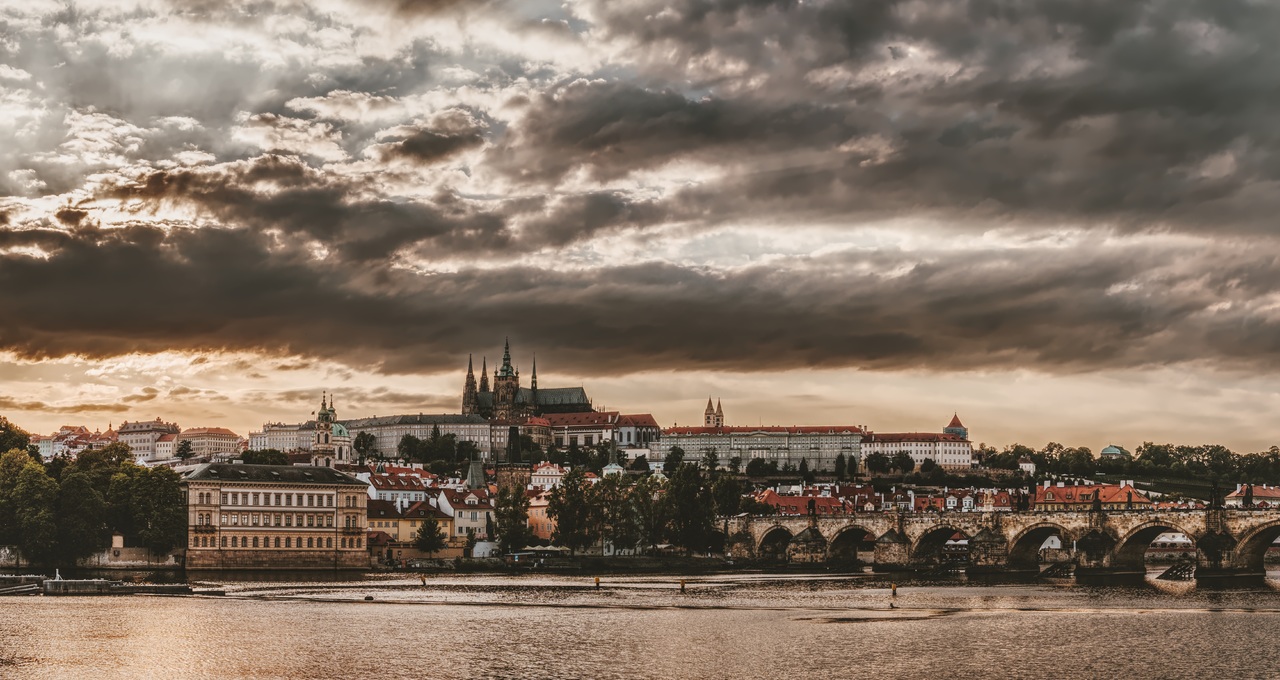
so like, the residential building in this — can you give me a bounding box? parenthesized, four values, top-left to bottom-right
(365, 474, 430, 504)
(1031, 481, 1152, 511)
(118, 418, 180, 463)
(530, 462, 567, 490)
(182, 463, 369, 570)
(154, 433, 177, 460)
(755, 489, 854, 515)
(528, 490, 555, 540)
(437, 488, 494, 540)
(35, 424, 119, 460)
(179, 427, 241, 461)
(1226, 484, 1280, 508)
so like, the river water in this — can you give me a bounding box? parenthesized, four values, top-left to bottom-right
(3, 571, 1280, 678)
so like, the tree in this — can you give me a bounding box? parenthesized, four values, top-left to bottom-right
(129, 467, 186, 555)
(701, 448, 719, 475)
(241, 449, 287, 465)
(548, 469, 599, 554)
(175, 439, 194, 461)
(493, 486, 531, 555)
(834, 453, 847, 481)
(0, 449, 32, 546)
(663, 446, 685, 476)
(414, 519, 447, 556)
(799, 458, 814, 485)
(56, 471, 109, 563)
(597, 475, 639, 554)
(629, 455, 649, 472)
(919, 458, 938, 474)
(0, 416, 31, 456)
(712, 475, 743, 516)
(353, 432, 378, 461)
(397, 434, 422, 462)
(13, 461, 58, 566)
(745, 458, 778, 476)
(663, 464, 715, 553)
(728, 456, 742, 475)
(891, 451, 915, 474)
(864, 452, 891, 475)
(631, 475, 667, 551)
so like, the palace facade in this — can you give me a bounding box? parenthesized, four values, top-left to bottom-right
(183, 463, 369, 570)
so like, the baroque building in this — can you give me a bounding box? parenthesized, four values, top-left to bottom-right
(461, 339, 592, 420)
(183, 463, 369, 570)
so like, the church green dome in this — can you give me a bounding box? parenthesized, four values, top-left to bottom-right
(332, 422, 349, 438)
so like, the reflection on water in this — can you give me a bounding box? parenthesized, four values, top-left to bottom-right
(5, 572, 1280, 678)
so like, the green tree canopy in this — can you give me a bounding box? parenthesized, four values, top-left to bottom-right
(662, 446, 685, 476)
(414, 519, 447, 556)
(241, 449, 288, 465)
(548, 469, 599, 554)
(0, 416, 31, 456)
(494, 486, 532, 555)
(662, 464, 715, 553)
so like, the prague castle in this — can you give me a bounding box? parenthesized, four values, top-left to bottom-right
(461, 339, 592, 420)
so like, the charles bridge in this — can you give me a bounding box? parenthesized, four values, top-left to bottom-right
(720, 508, 1280, 582)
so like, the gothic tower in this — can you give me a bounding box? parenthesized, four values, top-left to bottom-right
(479, 356, 489, 393)
(493, 338, 520, 420)
(462, 354, 479, 415)
(314, 392, 335, 455)
(704, 398, 715, 427)
(715, 399, 724, 427)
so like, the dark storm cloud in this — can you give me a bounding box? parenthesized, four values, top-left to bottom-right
(4, 218, 1280, 377)
(524, 0, 1280, 232)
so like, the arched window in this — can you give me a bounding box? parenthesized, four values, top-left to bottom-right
(307, 537, 314, 548)
(252, 536, 259, 548)
(221, 536, 227, 547)
(274, 537, 280, 548)
(326, 537, 332, 548)
(231, 536, 238, 548)
(356, 538, 362, 548)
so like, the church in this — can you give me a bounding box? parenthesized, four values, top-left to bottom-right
(461, 339, 593, 420)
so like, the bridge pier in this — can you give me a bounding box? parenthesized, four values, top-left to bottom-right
(873, 529, 911, 572)
(966, 526, 1009, 575)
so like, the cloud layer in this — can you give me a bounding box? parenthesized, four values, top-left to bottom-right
(4, 0, 1280, 440)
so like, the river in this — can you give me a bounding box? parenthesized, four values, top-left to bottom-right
(3, 571, 1280, 678)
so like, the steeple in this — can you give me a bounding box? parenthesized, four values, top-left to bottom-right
(704, 397, 716, 427)
(531, 354, 538, 391)
(479, 357, 489, 392)
(715, 399, 724, 427)
(463, 354, 479, 415)
(498, 337, 515, 378)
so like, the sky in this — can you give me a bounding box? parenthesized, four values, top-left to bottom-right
(4, 0, 1280, 452)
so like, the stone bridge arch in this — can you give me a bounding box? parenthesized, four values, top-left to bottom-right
(1229, 519, 1280, 572)
(910, 524, 971, 565)
(1112, 519, 1199, 570)
(825, 524, 879, 562)
(757, 524, 794, 561)
(1006, 522, 1074, 569)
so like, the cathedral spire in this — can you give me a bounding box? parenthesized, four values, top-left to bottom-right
(479, 357, 489, 392)
(531, 354, 538, 390)
(498, 337, 515, 378)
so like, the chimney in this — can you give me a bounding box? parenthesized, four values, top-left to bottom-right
(1044, 480, 1051, 488)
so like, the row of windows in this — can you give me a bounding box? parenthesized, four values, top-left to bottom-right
(196, 513, 363, 529)
(192, 535, 363, 549)
(195, 492, 358, 508)
(209, 513, 344, 528)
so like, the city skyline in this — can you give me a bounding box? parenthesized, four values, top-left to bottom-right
(6, 1, 1280, 452)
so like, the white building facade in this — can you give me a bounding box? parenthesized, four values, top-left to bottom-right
(118, 418, 181, 463)
(652, 425, 864, 472)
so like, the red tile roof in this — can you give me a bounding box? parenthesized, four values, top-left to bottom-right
(865, 432, 968, 443)
(619, 414, 660, 428)
(664, 425, 865, 435)
(544, 411, 620, 427)
(948, 414, 965, 428)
